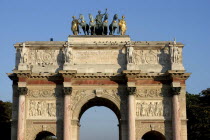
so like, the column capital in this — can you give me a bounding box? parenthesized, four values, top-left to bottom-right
(18, 87, 28, 95)
(63, 87, 72, 95)
(172, 87, 181, 95)
(127, 87, 136, 95)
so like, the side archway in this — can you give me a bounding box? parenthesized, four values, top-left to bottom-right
(141, 130, 166, 140)
(35, 131, 57, 140)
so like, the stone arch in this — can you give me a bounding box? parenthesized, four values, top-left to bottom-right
(26, 123, 56, 140)
(34, 131, 56, 140)
(72, 92, 121, 121)
(136, 122, 165, 140)
(141, 130, 166, 140)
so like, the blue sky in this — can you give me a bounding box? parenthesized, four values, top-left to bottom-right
(0, 0, 210, 139)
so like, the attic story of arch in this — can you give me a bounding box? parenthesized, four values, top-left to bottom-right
(71, 9, 127, 36)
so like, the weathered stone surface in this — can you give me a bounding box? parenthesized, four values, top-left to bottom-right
(9, 35, 190, 140)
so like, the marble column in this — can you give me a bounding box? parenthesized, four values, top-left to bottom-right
(17, 87, 27, 140)
(172, 87, 181, 140)
(127, 87, 136, 140)
(63, 87, 72, 140)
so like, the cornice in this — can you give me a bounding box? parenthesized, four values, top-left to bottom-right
(166, 70, 191, 80)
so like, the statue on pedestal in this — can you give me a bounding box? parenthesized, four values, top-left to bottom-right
(20, 43, 28, 64)
(127, 46, 134, 64)
(64, 45, 73, 64)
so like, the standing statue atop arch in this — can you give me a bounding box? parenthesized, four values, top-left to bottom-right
(95, 8, 108, 35)
(118, 16, 127, 35)
(71, 16, 80, 35)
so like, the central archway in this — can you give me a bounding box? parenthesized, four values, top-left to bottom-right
(72, 96, 122, 140)
(80, 106, 119, 140)
(78, 97, 121, 121)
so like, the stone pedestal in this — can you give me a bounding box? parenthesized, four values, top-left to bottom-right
(127, 64, 135, 70)
(171, 63, 184, 71)
(18, 63, 28, 70)
(63, 63, 72, 70)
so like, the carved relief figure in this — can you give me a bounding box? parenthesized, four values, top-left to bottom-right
(20, 43, 28, 63)
(127, 46, 134, 64)
(28, 100, 62, 118)
(173, 46, 179, 63)
(64, 45, 73, 64)
(170, 39, 181, 64)
(37, 102, 42, 116)
(29, 101, 36, 116)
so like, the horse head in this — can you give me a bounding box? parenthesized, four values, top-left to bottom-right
(89, 14, 94, 22)
(113, 14, 118, 21)
(79, 14, 85, 21)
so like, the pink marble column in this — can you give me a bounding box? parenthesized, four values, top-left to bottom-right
(17, 87, 27, 140)
(128, 87, 136, 140)
(63, 87, 72, 140)
(172, 87, 181, 140)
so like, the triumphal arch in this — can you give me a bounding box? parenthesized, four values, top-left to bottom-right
(8, 12, 190, 140)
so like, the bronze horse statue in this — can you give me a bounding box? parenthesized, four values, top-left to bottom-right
(89, 14, 96, 35)
(79, 14, 89, 35)
(109, 14, 118, 35)
(102, 13, 109, 35)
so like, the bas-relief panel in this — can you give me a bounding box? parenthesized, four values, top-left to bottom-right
(135, 87, 172, 119)
(136, 100, 171, 119)
(73, 50, 126, 65)
(131, 48, 182, 72)
(132, 48, 182, 65)
(26, 89, 63, 119)
(16, 49, 64, 68)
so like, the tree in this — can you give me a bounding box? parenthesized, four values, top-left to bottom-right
(0, 100, 12, 140)
(186, 89, 210, 140)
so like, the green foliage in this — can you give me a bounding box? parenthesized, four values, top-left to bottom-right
(187, 90, 210, 140)
(0, 100, 12, 140)
(44, 136, 57, 140)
